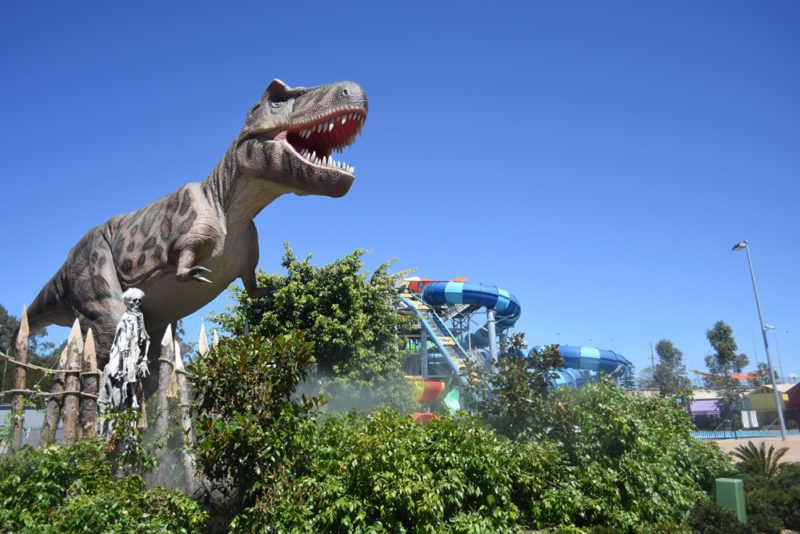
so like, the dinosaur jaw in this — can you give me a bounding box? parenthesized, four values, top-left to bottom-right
(284, 108, 365, 175)
(239, 108, 365, 198)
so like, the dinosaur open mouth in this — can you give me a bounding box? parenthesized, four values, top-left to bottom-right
(284, 110, 365, 175)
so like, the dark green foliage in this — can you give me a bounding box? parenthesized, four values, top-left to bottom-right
(229, 409, 578, 533)
(209, 244, 410, 384)
(652, 339, 691, 397)
(740, 462, 800, 532)
(537, 381, 734, 529)
(189, 332, 321, 515)
(704, 321, 748, 408)
(0, 302, 60, 404)
(461, 334, 564, 440)
(686, 499, 753, 534)
(0, 438, 206, 533)
(101, 407, 159, 476)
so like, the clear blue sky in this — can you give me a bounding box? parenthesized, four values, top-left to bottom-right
(2, 1, 798, 383)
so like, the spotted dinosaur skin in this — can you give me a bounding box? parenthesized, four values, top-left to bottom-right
(26, 78, 368, 393)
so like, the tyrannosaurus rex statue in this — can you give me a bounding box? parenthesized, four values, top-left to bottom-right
(25, 78, 368, 393)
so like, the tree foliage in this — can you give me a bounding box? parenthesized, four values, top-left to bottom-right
(461, 333, 564, 440)
(189, 332, 322, 517)
(705, 320, 749, 408)
(705, 321, 749, 375)
(208, 244, 410, 385)
(653, 339, 691, 397)
(0, 435, 206, 532)
(0, 303, 60, 403)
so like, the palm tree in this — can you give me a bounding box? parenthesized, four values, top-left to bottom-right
(731, 440, 789, 478)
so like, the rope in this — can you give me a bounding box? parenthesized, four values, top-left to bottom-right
(0, 388, 98, 399)
(0, 351, 84, 374)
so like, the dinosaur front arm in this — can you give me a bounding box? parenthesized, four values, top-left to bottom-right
(176, 248, 213, 284)
(242, 270, 273, 300)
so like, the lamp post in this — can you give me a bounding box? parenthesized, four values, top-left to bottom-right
(732, 240, 787, 440)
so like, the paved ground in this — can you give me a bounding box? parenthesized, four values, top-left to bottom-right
(711, 433, 800, 463)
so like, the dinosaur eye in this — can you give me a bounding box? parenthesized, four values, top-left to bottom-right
(269, 100, 286, 109)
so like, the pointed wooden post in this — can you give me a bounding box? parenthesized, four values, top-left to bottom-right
(198, 324, 209, 356)
(152, 325, 174, 487)
(78, 329, 98, 438)
(61, 320, 84, 446)
(40, 320, 80, 445)
(174, 338, 198, 495)
(11, 307, 30, 449)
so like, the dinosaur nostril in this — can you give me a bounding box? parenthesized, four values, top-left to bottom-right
(342, 89, 349, 96)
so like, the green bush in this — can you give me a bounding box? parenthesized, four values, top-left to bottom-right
(686, 499, 753, 534)
(229, 409, 582, 533)
(189, 332, 321, 516)
(740, 461, 800, 532)
(0, 438, 206, 533)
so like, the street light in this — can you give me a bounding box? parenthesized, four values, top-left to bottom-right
(732, 240, 787, 440)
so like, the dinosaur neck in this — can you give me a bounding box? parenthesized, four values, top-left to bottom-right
(202, 140, 284, 228)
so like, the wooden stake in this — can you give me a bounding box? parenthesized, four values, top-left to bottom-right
(60, 320, 84, 446)
(152, 325, 174, 487)
(11, 307, 30, 449)
(40, 319, 78, 445)
(78, 329, 99, 438)
(174, 338, 198, 495)
(198, 324, 209, 356)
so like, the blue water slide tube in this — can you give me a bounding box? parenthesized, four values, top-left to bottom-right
(531, 345, 631, 380)
(419, 282, 522, 347)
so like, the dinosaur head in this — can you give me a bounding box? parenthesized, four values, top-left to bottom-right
(236, 79, 368, 197)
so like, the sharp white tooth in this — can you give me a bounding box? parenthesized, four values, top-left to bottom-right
(327, 121, 334, 132)
(341, 116, 347, 125)
(316, 124, 322, 133)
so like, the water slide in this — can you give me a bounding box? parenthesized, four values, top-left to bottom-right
(402, 278, 632, 388)
(532, 345, 631, 388)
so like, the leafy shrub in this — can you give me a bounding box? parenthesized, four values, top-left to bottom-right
(461, 334, 564, 440)
(686, 499, 753, 534)
(229, 409, 582, 533)
(0, 438, 206, 533)
(740, 461, 800, 532)
(480, 378, 733, 530)
(190, 332, 321, 515)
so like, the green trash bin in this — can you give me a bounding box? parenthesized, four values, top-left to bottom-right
(715, 478, 746, 523)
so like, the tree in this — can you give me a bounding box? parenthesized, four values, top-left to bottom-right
(652, 339, 691, 397)
(0, 303, 59, 402)
(208, 244, 411, 386)
(705, 321, 749, 375)
(461, 334, 564, 440)
(705, 320, 749, 410)
(749, 361, 779, 387)
(620, 362, 637, 390)
(637, 365, 657, 390)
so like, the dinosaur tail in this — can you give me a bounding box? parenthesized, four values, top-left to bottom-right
(26, 271, 74, 334)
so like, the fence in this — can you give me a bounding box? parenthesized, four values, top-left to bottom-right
(691, 408, 800, 432)
(0, 307, 216, 495)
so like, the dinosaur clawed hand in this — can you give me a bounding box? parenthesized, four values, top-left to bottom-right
(187, 265, 213, 284)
